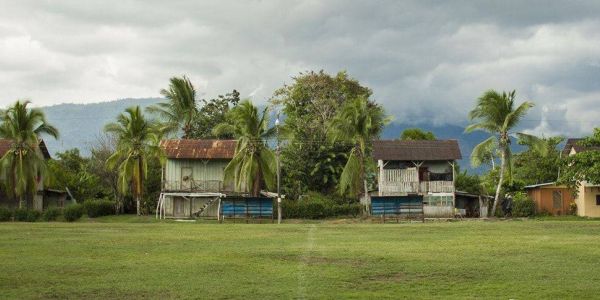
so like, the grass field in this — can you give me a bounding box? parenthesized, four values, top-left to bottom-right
(2, 217, 600, 299)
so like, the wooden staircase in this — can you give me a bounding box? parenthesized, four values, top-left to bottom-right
(192, 197, 220, 217)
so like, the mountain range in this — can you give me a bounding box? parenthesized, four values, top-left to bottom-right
(40, 98, 490, 169)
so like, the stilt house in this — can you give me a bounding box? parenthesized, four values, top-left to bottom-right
(371, 139, 462, 218)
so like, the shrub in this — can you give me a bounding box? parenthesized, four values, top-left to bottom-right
(282, 192, 363, 219)
(569, 202, 577, 216)
(13, 208, 29, 221)
(63, 204, 84, 222)
(512, 192, 536, 217)
(0, 207, 11, 221)
(83, 199, 115, 218)
(42, 207, 62, 221)
(26, 210, 41, 222)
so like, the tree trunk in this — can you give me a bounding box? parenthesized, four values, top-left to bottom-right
(19, 195, 24, 209)
(491, 148, 506, 216)
(137, 158, 144, 216)
(136, 196, 141, 216)
(252, 170, 261, 197)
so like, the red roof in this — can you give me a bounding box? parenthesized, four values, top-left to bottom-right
(372, 139, 462, 161)
(0, 139, 51, 159)
(160, 139, 237, 159)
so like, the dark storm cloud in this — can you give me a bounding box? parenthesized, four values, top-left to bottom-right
(0, 0, 599, 135)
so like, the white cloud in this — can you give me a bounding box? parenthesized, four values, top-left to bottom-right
(0, 1, 599, 136)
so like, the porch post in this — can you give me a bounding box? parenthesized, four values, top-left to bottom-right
(378, 159, 384, 196)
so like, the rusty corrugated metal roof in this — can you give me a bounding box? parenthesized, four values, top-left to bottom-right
(160, 139, 237, 159)
(372, 139, 462, 161)
(0, 139, 51, 159)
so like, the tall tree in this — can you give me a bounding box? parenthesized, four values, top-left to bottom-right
(0, 101, 59, 208)
(513, 136, 563, 186)
(466, 90, 540, 216)
(213, 100, 276, 196)
(329, 96, 387, 199)
(148, 76, 197, 138)
(105, 106, 164, 215)
(560, 128, 600, 189)
(189, 89, 240, 139)
(46, 149, 103, 201)
(270, 70, 372, 198)
(399, 128, 436, 140)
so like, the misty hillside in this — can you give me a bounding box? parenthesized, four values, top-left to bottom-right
(42, 98, 162, 156)
(40, 98, 490, 169)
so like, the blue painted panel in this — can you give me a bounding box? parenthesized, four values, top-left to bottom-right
(371, 196, 423, 216)
(221, 197, 273, 218)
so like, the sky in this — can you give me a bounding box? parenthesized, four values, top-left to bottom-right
(0, 0, 599, 136)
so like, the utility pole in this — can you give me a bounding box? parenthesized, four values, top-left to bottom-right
(275, 114, 282, 224)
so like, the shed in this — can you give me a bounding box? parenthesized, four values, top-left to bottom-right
(524, 182, 575, 216)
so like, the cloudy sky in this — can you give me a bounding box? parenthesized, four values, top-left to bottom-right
(1, 0, 599, 136)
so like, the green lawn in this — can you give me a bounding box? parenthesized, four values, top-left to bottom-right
(2, 218, 600, 299)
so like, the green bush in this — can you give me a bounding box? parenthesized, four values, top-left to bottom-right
(64, 204, 84, 222)
(13, 208, 29, 221)
(569, 202, 577, 215)
(0, 207, 11, 221)
(83, 199, 115, 218)
(282, 192, 363, 219)
(512, 192, 536, 217)
(42, 207, 62, 221)
(26, 210, 41, 222)
(14, 209, 42, 222)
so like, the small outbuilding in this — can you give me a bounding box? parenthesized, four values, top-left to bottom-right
(524, 182, 575, 216)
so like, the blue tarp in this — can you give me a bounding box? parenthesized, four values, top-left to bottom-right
(371, 196, 423, 216)
(221, 197, 273, 219)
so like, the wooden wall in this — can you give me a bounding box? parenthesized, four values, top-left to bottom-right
(527, 186, 574, 216)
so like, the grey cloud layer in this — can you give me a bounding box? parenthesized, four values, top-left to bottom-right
(1, 0, 599, 135)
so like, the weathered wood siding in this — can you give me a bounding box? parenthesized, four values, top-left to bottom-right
(164, 159, 234, 191)
(163, 196, 220, 218)
(423, 194, 454, 217)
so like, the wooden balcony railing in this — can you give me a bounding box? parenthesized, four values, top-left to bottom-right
(162, 180, 224, 192)
(379, 180, 454, 194)
(379, 168, 454, 195)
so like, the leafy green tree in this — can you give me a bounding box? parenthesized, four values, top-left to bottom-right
(399, 128, 436, 140)
(148, 76, 198, 138)
(105, 106, 164, 215)
(47, 149, 103, 201)
(329, 96, 387, 199)
(190, 90, 240, 139)
(513, 136, 563, 186)
(466, 90, 541, 216)
(455, 168, 483, 195)
(560, 128, 600, 189)
(0, 101, 59, 208)
(87, 133, 123, 210)
(213, 100, 276, 196)
(271, 70, 372, 198)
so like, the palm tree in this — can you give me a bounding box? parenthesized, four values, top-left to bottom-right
(213, 100, 276, 196)
(466, 90, 541, 216)
(0, 101, 59, 208)
(105, 106, 164, 215)
(147, 76, 197, 138)
(329, 96, 387, 199)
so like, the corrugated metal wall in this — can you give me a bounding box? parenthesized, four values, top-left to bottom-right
(165, 159, 229, 182)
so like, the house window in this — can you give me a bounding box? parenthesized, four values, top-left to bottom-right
(424, 195, 453, 206)
(552, 191, 562, 209)
(596, 195, 600, 206)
